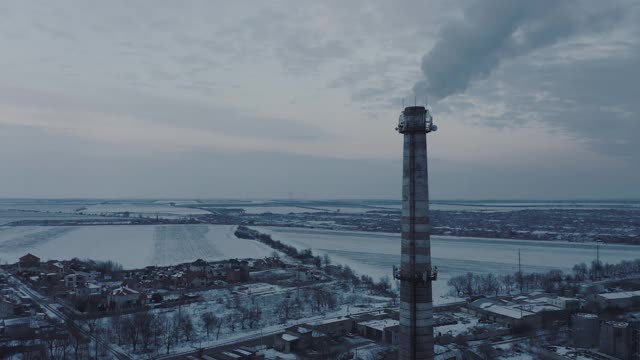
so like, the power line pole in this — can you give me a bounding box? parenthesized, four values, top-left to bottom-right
(596, 244, 601, 280)
(518, 249, 523, 294)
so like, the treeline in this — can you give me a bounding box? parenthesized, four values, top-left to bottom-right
(324, 263, 394, 296)
(236, 226, 395, 298)
(82, 259, 123, 274)
(447, 258, 640, 298)
(235, 226, 318, 264)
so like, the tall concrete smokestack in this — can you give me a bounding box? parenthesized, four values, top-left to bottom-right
(395, 106, 437, 360)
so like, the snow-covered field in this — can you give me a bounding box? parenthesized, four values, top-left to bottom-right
(430, 201, 640, 212)
(0, 209, 110, 226)
(80, 204, 210, 216)
(197, 200, 640, 214)
(255, 227, 640, 304)
(0, 200, 211, 220)
(0, 225, 273, 268)
(221, 206, 321, 214)
(312, 206, 382, 213)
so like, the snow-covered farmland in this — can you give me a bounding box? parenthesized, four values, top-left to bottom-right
(255, 227, 640, 304)
(0, 209, 109, 226)
(80, 204, 210, 217)
(0, 225, 273, 268)
(218, 206, 322, 214)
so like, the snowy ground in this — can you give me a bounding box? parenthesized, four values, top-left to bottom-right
(100, 281, 390, 359)
(255, 227, 640, 303)
(0, 225, 274, 267)
(434, 312, 481, 337)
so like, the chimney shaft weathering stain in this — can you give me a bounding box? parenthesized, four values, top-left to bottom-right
(396, 106, 437, 360)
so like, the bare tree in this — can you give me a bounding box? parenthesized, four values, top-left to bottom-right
(277, 298, 292, 323)
(227, 311, 240, 332)
(133, 310, 157, 351)
(109, 314, 123, 345)
(480, 273, 500, 296)
(122, 314, 140, 352)
(248, 304, 262, 329)
(447, 275, 466, 297)
(322, 254, 331, 268)
(83, 318, 103, 359)
(43, 323, 70, 360)
(176, 312, 194, 342)
(66, 321, 88, 360)
(500, 273, 516, 295)
(389, 289, 399, 305)
(158, 314, 177, 355)
(216, 313, 225, 340)
(201, 312, 218, 338)
(573, 263, 588, 281)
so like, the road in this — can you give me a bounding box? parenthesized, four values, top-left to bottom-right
(10, 275, 132, 360)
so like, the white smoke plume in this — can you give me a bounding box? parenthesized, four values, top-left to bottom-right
(414, 0, 624, 101)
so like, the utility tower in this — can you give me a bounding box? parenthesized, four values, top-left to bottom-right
(394, 106, 438, 360)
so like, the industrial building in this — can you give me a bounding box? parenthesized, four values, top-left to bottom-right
(571, 313, 600, 348)
(599, 321, 631, 360)
(466, 296, 569, 330)
(595, 290, 640, 310)
(356, 318, 400, 345)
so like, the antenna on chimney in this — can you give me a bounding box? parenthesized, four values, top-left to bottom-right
(414, 95, 417, 106)
(402, 98, 405, 108)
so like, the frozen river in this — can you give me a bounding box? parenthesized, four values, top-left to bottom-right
(257, 227, 640, 304)
(2, 223, 639, 304)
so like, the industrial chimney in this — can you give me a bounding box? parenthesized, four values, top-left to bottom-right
(395, 106, 437, 360)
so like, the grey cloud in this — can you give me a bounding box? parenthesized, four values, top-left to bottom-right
(277, 38, 350, 73)
(414, 0, 626, 100)
(2, 122, 638, 199)
(328, 56, 415, 108)
(453, 45, 640, 157)
(0, 86, 327, 142)
(33, 21, 76, 40)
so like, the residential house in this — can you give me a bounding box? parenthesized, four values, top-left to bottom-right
(75, 282, 101, 297)
(46, 261, 65, 277)
(186, 272, 212, 288)
(107, 286, 142, 310)
(0, 299, 14, 318)
(226, 267, 249, 283)
(65, 273, 87, 288)
(18, 253, 40, 273)
(189, 259, 209, 272)
(0, 317, 31, 337)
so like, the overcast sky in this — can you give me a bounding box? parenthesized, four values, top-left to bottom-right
(1, 0, 639, 200)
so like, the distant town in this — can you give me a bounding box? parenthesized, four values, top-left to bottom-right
(4, 200, 640, 245)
